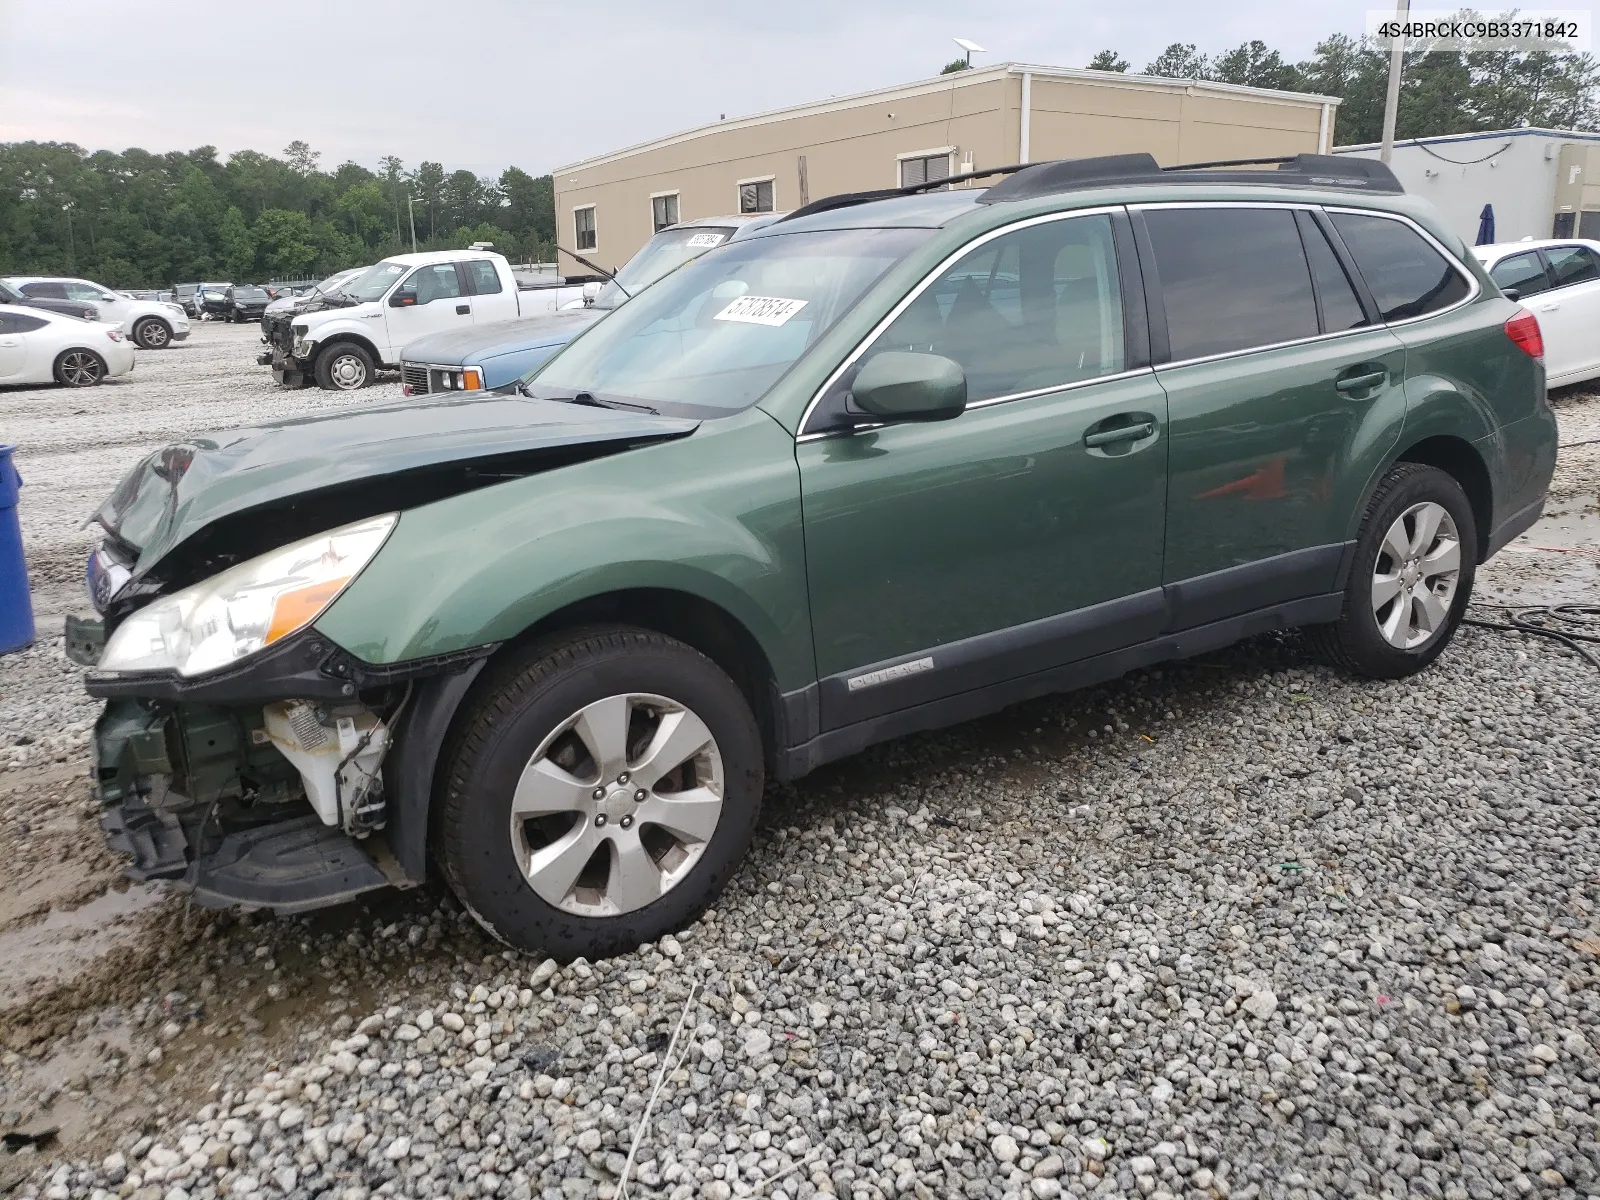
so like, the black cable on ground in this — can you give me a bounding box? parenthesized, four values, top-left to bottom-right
(1463, 604, 1600, 671)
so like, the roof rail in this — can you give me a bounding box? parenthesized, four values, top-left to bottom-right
(979, 152, 1403, 203)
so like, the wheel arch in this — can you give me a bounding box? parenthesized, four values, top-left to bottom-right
(1392, 434, 1493, 559)
(314, 332, 382, 364)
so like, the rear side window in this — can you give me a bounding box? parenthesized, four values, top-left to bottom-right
(1489, 252, 1552, 297)
(1143, 207, 1318, 360)
(0, 312, 48, 333)
(19, 281, 68, 300)
(1544, 244, 1600, 288)
(465, 261, 502, 295)
(1300, 218, 1369, 332)
(1329, 212, 1470, 321)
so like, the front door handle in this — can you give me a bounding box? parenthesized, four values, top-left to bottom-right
(1084, 420, 1156, 448)
(455, 303, 471, 315)
(1538, 302, 1560, 312)
(1334, 368, 1388, 394)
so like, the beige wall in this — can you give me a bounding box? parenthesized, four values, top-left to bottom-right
(555, 68, 1335, 267)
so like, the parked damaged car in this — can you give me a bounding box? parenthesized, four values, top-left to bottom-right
(70, 153, 1556, 958)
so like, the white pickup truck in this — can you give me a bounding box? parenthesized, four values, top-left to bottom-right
(263, 248, 589, 390)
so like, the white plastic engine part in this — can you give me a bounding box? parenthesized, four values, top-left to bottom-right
(262, 700, 390, 834)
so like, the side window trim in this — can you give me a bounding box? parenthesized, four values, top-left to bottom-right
(1532, 249, 1560, 291)
(1294, 208, 1372, 334)
(1126, 209, 1168, 364)
(797, 205, 1147, 439)
(1309, 208, 1381, 325)
(1321, 206, 1481, 327)
(1112, 210, 1153, 370)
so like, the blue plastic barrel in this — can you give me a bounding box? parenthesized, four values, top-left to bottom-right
(0, 445, 35, 654)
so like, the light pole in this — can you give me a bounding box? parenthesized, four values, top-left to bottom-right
(1379, 0, 1410, 164)
(406, 195, 418, 252)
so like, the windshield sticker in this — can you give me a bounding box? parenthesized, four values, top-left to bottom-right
(686, 232, 727, 248)
(714, 295, 808, 326)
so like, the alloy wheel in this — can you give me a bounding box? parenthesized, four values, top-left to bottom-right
(509, 692, 725, 917)
(60, 350, 104, 386)
(328, 353, 367, 389)
(1371, 501, 1461, 650)
(139, 321, 169, 348)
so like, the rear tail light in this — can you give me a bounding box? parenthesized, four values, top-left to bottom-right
(1505, 308, 1544, 359)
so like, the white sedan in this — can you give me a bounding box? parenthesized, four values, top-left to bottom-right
(1473, 238, 1600, 388)
(0, 275, 190, 350)
(0, 304, 135, 387)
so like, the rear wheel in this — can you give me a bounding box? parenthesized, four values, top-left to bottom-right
(55, 349, 106, 387)
(313, 343, 373, 391)
(437, 627, 763, 958)
(132, 317, 171, 349)
(1308, 462, 1477, 679)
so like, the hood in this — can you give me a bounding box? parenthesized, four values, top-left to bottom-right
(401, 309, 604, 366)
(93, 394, 698, 588)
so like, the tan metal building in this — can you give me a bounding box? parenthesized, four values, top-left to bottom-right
(553, 63, 1341, 267)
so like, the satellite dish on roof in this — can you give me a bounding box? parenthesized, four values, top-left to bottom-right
(953, 37, 985, 66)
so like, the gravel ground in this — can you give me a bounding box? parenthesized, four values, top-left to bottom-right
(1, 323, 1598, 1200)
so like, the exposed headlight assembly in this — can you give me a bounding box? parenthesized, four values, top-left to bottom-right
(97, 514, 397, 677)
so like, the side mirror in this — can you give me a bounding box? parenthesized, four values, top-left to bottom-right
(850, 351, 967, 422)
(581, 281, 602, 305)
(390, 288, 418, 308)
(1502, 287, 1520, 301)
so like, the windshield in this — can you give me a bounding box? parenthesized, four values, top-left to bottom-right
(529, 227, 931, 414)
(338, 261, 408, 302)
(593, 226, 737, 309)
(234, 288, 268, 300)
(314, 270, 356, 294)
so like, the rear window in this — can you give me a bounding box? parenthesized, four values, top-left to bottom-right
(1143, 207, 1319, 360)
(1329, 212, 1470, 321)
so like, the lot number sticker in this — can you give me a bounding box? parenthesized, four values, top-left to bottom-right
(714, 295, 808, 326)
(686, 232, 726, 248)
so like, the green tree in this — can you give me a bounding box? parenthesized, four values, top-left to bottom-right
(252, 208, 317, 278)
(336, 180, 393, 247)
(410, 161, 446, 240)
(1212, 40, 1300, 89)
(283, 140, 321, 177)
(1086, 50, 1129, 72)
(219, 205, 255, 280)
(940, 59, 971, 75)
(1145, 43, 1210, 79)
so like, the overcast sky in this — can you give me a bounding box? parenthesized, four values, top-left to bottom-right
(1, 0, 1380, 178)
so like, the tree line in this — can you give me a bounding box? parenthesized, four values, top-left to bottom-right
(1081, 27, 1599, 143)
(0, 139, 558, 288)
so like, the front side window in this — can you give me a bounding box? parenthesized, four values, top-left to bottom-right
(19, 281, 69, 300)
(574, 206, 597, 251)
(738, 179, 774, 214)
(403, 263, 465, 304)
(857, 213, 1124, 402)
(65, 281, 110, 303)
(899, 154, 951, 190)
(1544, 244, 1600, 288)
(652, 193, 679, 234)
(465, 260, 502, 295)
(1329, 212, 1470, 321)
(1144, 207, 1319, 360)
(529, 227, 932, 415)
(1489, 252, 1552, 297)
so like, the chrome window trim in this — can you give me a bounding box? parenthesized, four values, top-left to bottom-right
(796, 205, 1126, 438)
(1320, 205, 1482, 328)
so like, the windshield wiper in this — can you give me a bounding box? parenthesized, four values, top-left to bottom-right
(555, 245, 630, 299)
(568, 391, 658, 415)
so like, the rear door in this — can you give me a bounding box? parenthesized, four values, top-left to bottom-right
(463, 260, 518, 323)
(1139, 204, 1407, 624)
(1531, 243, 1600, 382)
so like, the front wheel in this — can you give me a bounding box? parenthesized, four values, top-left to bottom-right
(132, 317, 171, 349)
(437, 627, 764, 958)
(313, 343, 373, 391)
(1308, 462, 1478, 679)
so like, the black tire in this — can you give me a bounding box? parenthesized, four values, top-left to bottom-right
(1307, 462, 1477, 679)
(313, 342, 374, 391)
(132, 317, 171, 349)
(437, 626, 764, 959)
(54, 348, 107, 387)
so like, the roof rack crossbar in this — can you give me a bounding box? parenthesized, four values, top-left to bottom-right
(776, 161, 1033, 224)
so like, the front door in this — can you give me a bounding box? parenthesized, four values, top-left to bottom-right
(1531, 243, 1600, 382)
(0, 312, 31, 378)
(383, 262, 472, 361)
(1141, 205, 1408, 623)
(798, 211, 1169, 730)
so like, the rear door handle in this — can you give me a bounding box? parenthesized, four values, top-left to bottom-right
(455, 303, 471, 315)
(1334, 369, 1388, 394)
(1538, 302, 1560, 312)
(1084, 420, 1156, 448)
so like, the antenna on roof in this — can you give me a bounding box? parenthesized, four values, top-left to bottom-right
(953, 37, 985, 67)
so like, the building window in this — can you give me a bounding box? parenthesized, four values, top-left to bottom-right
(738, 178, 774, 214)
(899, 153, 951, 189)
(651, 193, 679, 233)
(574, 206, 596, 251)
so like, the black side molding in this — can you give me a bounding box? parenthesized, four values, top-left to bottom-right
(384, 661, 487, 884)
(1486, 495, 1544, 560)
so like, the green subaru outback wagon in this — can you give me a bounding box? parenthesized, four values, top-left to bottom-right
(74, 153, 1557, 957)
